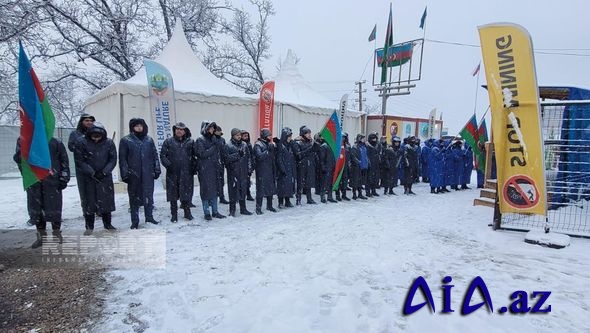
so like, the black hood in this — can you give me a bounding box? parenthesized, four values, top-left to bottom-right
(299, 125, 311, 137)
(368, 132, 378, 145)
(355, 134, 365, 143)
(172, 122, 191, 140)
(76, 113, 95, 132)
(85, 122, 107, 142)
(260, 128, 272, 140)
(200, 121, 217, 137)
(129, 118, 148, 138)
(241, 130, 251, 144)
(280, 127, 293, 143)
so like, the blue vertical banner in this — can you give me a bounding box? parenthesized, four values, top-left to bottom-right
(144, 59, 176, 154)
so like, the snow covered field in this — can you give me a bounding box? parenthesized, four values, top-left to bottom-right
(1, 177, 589, 332)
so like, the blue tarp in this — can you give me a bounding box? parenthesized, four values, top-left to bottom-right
(547, 87, 590, 207)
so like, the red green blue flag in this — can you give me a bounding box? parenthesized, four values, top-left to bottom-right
(476, 118, 489, 171)
(320, 111, 344, 190)
(18, 42, 55, 189)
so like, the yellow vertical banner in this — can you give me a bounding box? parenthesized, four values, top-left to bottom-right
(478, 23, 546, 215)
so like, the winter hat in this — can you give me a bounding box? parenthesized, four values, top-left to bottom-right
(231, 128, 241, 136)
(299, 125, 311, 136)
(174, 122, 187, 129)
(260, 128, 272, 139)
(129, 118, 144, 129)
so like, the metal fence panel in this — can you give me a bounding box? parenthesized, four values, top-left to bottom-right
(500, 102, 590, 237)
(0, 126, 75, 178)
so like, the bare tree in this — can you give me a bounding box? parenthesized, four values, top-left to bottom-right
(203, 0, 274, 94)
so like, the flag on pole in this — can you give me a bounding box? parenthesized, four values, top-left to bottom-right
(18, 42, 55, 189)
(471, 62, 481, 77)
(380, 3, 394, 84)
(419, 7, 427, 29)
(459, 114, 479, 153)
(320, 111, 343, 190)
(368, 24, 376, 42)
(475, 118, 489, 171)
(144, 59, 177, 154)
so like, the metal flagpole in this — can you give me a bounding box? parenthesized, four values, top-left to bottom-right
(473, 65, 481, 116)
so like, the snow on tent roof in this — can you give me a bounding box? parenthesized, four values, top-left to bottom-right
(124, 24, 248, 97)
(273, 49, 337, 110)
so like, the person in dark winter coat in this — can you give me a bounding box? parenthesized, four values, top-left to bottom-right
(14, 137, 70, 248)
(378, 136, 388, 190)
(349, 134, 369, 200)
(293, 126, 318, 205)
(223, 128, 253, 217)
(254, 128, 278, 214)
(318, 136, 337, 203)
(68, 113, 95, 152)
(337, 133, 352, 201)
(314, 133, 323, 196)
(381, 137, 398, 195)
(241, 131, 255, 201)
(160, 122, 195, 222)
(214, 125, 230, 204)
(276, 127, 297, 208)
(68, 113, 95, 217)
(366, 132, 381, 197)
(194, 121, 226, 220)
(74, 123, 117, 234)
(389, 136, 403, 194)
(401, 136, 419, 195)
(462, 145, 474, 189)
(450, 140, 465, 190)
(119, 118, 161, 228)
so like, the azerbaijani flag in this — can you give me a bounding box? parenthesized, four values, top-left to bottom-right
(459, 114, 479, 155)
(376, 43, 413, 68)
(320, 111, 344, 190)
(476, 118, 489, 171)
(18, 42, 55, 189)
(332, 144, 346, 191)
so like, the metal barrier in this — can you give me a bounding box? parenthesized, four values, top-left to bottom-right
(0, 126, 75, 178)
(499, 101, 590, 237)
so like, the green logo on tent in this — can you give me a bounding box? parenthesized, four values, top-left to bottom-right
(149, 73, 169, 96)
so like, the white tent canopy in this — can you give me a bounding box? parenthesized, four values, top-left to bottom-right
(83, 26, 363, 174)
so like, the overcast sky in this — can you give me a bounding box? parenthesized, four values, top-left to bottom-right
(261, 0, 590, 134)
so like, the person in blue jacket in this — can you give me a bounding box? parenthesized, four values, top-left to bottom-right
(450, 140, 465, 190)
(428, 139, 444, 193)
(420, 139, 432, 183)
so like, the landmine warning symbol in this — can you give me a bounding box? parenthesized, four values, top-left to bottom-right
(502, 175, 540, 209)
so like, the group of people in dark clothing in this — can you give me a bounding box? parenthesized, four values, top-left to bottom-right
(15, 112, 475, 248)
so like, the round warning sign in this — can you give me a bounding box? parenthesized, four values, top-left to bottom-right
(502, 175, 541, 209)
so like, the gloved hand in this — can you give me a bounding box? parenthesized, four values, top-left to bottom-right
(58, 180, 68, 190)
(94, 171, 106, 180)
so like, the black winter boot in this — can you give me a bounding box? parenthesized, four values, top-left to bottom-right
(239, 200, 253, 215)
(32, 230, 47, 249)
(431, 187, 436, 194)
(102, 212, 116, 230)
(84, 214, 95, 236)
(327, 192, 337, 203)
(52, 229, 63, 244)
(229, 202, 237, 217)
(320, 194, 327, 203)
(213, 211, 226, 219)
(408, 185, 416, 195)
(404, 186, 409, 195)
(145, 216, 160, 224)
(285, 198, 294, 208)
(219, 195, 230, 204)
(170, 202, 178, 223)
(352, 189, 358, 200)
(358, 189, 368, 200)
(296, 194, 302, 206)
(372, 189, 380, 197)
(267, 196, 277, 212)
(183, 207, 194, 220)
(306, 191, 317, 204)
(256, 197, 264, 215)
(246, 190, 255, 201)
(278, 197, 284, 209)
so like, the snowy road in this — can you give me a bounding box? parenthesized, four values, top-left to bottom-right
(1, 178, 589, 332)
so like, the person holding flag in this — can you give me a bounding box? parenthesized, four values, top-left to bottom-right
(336, 133, 352, 201)
(15, 42, 70, 248)
(319, 135, 337, 203)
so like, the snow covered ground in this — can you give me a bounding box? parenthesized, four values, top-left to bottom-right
(1, 176, 589, 332)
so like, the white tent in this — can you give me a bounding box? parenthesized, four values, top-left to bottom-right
(83, 25, 363, 150)
(272, 50, 363, 136)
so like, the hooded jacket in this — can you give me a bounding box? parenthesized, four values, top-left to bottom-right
(160, 123, 195, 203)
(194, 121, 221, 200)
